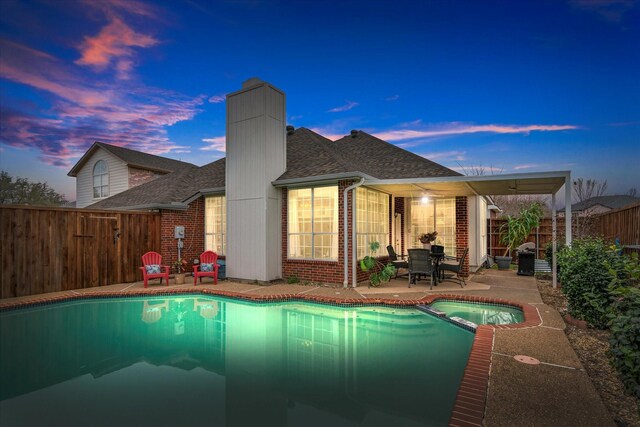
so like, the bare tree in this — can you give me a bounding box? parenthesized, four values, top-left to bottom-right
(572, 178, 608, 203)
(627, 187, 637, 197)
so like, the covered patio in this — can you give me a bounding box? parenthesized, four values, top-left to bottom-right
(345, 170, 572, 289)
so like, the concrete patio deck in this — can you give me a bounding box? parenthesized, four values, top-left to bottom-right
(0, 270, 614, 427)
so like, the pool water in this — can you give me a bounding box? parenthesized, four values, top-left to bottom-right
(0, 296, 474, 427)
(430, 301, 524, 325)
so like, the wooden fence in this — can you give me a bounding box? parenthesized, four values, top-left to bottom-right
(1, 205, 161, 299)
(488, 203, 640, 260)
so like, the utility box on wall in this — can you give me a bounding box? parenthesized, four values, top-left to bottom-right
(174, 226, 185, 239)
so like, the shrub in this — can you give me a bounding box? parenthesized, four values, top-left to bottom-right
(286, 275, 299, 284)
(557, 237, 622, 328)
(544, 240, 566, 272)
(608, 253, 640, 398)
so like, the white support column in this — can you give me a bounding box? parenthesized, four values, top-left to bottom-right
(552, 192, 557, 289)
(565, 174, 572, 247)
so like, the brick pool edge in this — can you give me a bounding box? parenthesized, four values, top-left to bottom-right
(0, 289, 542, 427)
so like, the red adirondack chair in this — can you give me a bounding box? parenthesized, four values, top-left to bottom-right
(140, 251, 170, 288)
(193, 251, 219, 285)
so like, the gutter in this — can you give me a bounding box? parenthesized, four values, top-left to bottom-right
(272, 172, 375, 188)
(106, 202, 190, 211)
(344, 178, 365, 287)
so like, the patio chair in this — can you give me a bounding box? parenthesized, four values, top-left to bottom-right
(386, 245, 408, 278)
(407, 249, 435, 289)
(140, 251, 170, 288)
(440, 248, 469, 287)
(193, 250, 219, 285)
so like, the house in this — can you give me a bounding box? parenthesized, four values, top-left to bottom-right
(86, 78, 573, 287)
(68, 141, 194, 208)
(570, 195, 640, 216)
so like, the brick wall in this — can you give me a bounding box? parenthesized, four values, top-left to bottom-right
(160, 197, 205, 273)
(129, 167, 163, 188)
(456, 196, 469, 277)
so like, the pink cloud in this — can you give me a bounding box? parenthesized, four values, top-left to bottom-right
(0, 40, 205, 167)
(75, 17, 158, 79)
(201, 137, 226, 152)
(208, 95, 225, 104)
(308, 127, 345, 141)
(420, 150, 467, 161)
(374, 123, 578, 142)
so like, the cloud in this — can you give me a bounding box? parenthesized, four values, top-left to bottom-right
(374, 123, 578, 142)
(308, 127, 346, 141)
(0, 40, 205, 167)
(513, 163, 541, 170)
(75, 17, 158, 79)
(385, 95, 400, 101)
(201, 136, 226, 152)
(328, 101, 359, 113)
(208, 94, 225, 104)
(420, 150, 467, 161)
(609, 120, 640, 126)
(569, 0, 636, 23)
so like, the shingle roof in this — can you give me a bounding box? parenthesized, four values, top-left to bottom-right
(68, 141, 194, 177)
(571, 195, 640, 212)
(88, 128, 460, 209)
(89, 159, 225, 209)
(277, 128, 460, 181)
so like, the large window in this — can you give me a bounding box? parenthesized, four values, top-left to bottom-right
(92, 160, 109, 198)
(356, 187, 390, 259)
(410, 197, 456, 254)
(288, 186, 338, 260)
(205, 196, 226, 255)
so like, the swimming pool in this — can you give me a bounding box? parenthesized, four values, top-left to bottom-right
(0, 296, 474, 426)
(430, 301, 524, 325)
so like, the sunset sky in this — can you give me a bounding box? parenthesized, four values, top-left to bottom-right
(1, 0, 638, 201)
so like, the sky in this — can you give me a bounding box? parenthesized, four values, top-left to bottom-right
(1, 0, 638, 202)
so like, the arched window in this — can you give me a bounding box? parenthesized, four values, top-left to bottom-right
(93, 160, 109, 198)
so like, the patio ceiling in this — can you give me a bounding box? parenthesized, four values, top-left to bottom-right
(364, 171, 570, 197)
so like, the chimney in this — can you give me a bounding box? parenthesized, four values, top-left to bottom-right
(225, 79, 286, 282)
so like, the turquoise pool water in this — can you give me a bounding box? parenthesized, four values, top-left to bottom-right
(0, 296, 474, 427)
(430, 301, 524, 325)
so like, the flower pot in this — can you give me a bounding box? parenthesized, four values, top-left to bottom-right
(174, 273, 186, 285)
(495, 256, 512, 270)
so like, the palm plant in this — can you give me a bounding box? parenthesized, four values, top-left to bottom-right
(499, 202, 544, 257)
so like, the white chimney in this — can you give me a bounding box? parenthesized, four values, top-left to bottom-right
(225, 78, 286, 282)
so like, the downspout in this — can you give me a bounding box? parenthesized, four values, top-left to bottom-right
(344, 178, 365, 288)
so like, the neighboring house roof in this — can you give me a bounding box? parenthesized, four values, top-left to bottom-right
(571, 195, 640, 212)
(88, 128, 460, 210)
(67, 141, 195, 177)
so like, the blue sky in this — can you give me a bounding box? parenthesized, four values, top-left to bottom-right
(1, 0, 638, 201)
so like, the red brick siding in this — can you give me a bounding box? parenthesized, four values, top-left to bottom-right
(129, 167, 163, 188)
(160, 197, 205, 272)
(282, 180, 355, 285)
(456, 196, 470, 277)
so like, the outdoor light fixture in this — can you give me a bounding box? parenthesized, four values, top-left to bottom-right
(421, 196, 429, 204)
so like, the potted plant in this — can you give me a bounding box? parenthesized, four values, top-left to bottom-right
(419, 231, 438, 250)
(173, 258, 188, 284)
(360, 241, 397, 287)
(496, 203, 544, 270)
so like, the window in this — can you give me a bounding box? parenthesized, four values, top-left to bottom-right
(205, 196, 226, 255)
(410, 197, 456, 254)
(356, 187, 390, 259)
(288, 186, 338, 260)
(93, 160, 109, 198)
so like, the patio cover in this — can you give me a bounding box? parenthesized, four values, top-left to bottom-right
(361, 170, 571, 289)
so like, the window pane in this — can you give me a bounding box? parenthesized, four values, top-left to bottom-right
(205, 196, 226, 255)
(289, 234, 312, 258)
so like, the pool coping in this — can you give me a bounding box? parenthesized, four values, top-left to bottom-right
(0, 288, 541, 427)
